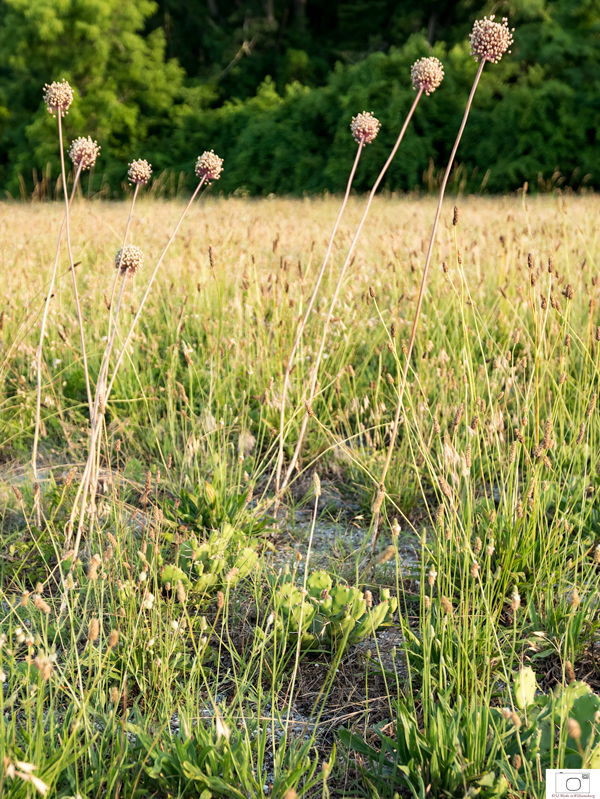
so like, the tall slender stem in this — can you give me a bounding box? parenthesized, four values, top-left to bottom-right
(106, 178, 206, 400)
(94, 183, 141, 433)
(377, 60, 486, 515)
(280, 88, 424, 495)
(67, 178, 206, 561)
(32, 163, 83, 480)
(274, 140, 365, 503)
(106, 183, 139, 345)
(58, 114, 93, 418)
(64, 190, 139, 545)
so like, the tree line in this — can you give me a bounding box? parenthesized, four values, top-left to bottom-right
(0, 0, 598, 197)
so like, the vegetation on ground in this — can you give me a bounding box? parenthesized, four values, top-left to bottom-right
(2, 23, 600, 795)
(2, 190, 600, 796)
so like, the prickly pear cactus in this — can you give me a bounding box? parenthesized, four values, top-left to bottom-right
(160, 523, 257, 597)
(275, 570, 398, 653)
(501, 675, 600, 777)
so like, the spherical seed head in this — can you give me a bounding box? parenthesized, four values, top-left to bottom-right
(470, 16, 514, 64)
(115, 244, 144, 277)
(195, 150, 223, 182)
(68, 136, 100, 170)
(43, 80, 74, 117)
(350, 111, 381, 144)
(411, 57, 444, 95)
(128, 158, 152, 185)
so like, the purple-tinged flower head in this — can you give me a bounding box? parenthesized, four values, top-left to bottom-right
(195, 150, 224, 183)
(470, 16, 514, 64)
(128, 159, 152, 185)
(115, 245, 144, 277)
(411, 57, 444, 96)
(350, 112, 381, 144)
(43, 80, 74, 117)
(68, 137, 100, 170)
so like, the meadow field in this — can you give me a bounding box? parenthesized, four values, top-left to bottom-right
(2, 191, 600, 797)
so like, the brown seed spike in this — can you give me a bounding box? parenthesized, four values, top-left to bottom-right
(453, 206, 459, 226)
(587, 393, 597, 417)
(562, 284, 574, 300)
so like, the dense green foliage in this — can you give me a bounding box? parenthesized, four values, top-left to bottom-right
(0, 0, 599, 195)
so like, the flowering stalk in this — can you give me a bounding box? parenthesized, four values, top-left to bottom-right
(32, 162, 83, 480)
(106, 183, 140, 343)
(274, 118, 376, 507)
(57, 114, 93, 419)
(67, 151, 222, 560)
(376, 18, 514, 538)
(278, 59, 445, 497)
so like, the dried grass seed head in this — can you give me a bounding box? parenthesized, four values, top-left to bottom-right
(88, 617, 100, 643)
(115, 244, 144, 276)
(69, 136, 100, 170)
(43, 80, 74, 116)
(441, 596, 453, 614)
(128, 158, 152, 185)
(350, 111, 381, 144)
(470, 16, 514, 64)
(195, 150, 224, 182)
(411, 57, 445, 95)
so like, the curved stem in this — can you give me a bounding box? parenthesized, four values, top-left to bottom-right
(280, 88, 425, 494)
(32, 162, 83, 480)
(379, 60, 486, 500)
(64, 188, 140, 544)
(67, 178, 206, 560)
(58, 114, 93, 418)
(106, 177, 206, 401)
(106, 183, 139, 344)
(274, 140, 364, 502)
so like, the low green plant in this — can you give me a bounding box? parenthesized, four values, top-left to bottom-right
(501, 669, 600, 777)
(164, 482, 273, 538)
(135, 712, 331, 798)
(339, 692, 510, 799)
(273, 569, 397, 653)
(161, 522, 258, 595)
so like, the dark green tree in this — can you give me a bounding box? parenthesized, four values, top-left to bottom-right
(0, 0, 185, 194)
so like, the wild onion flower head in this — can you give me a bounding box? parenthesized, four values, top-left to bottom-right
(69, 138, 99, 171)
(411, 57, 444, 95)
(128, 158, 152, 185)
(350, 111, 380, 144)
(115, 244, 144, 276)
(69, 137, 100, 170)
(195, 150, 223, 182)
(470, 16, 514, 64)
(43, 79, 74, 116)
